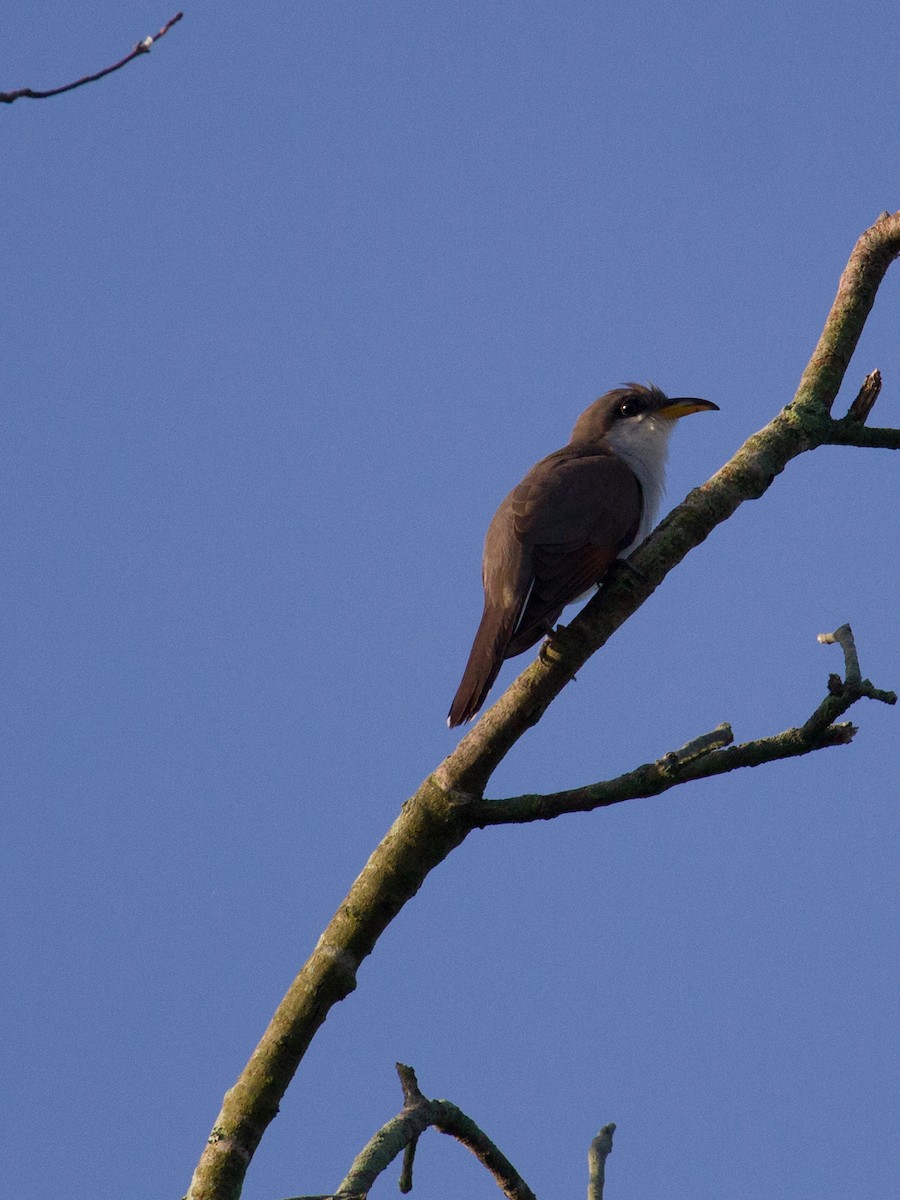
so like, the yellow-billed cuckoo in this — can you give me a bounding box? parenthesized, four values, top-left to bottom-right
(448, 383, 718, 727)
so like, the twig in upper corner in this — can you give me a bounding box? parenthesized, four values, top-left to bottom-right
(0, 12, 183, 104)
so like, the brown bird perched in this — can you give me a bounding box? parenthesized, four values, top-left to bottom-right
(448, 383, 718, 727)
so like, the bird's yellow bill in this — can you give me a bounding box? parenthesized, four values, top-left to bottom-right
(658, 397, 719, 419)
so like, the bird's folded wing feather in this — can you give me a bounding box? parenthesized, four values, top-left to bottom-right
(507, 448, 642, 647)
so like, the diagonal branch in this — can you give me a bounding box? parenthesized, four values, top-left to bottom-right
(0, 12, 183, 104)
(187, 215, 900, 1200)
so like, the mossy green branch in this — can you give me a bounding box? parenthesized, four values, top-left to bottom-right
(187, 214, 900, 1200)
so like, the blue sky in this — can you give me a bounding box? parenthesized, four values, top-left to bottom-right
(2, 4, 898, 1198)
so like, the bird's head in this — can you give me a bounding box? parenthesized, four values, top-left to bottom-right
(570, 383, 719, 541)
(570, 383, 719, 446)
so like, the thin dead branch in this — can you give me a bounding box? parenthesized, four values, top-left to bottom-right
(0, 12, 183, 104)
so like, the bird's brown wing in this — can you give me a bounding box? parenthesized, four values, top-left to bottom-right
(504, 448, 642, 655)
(448, 446, 642, 726)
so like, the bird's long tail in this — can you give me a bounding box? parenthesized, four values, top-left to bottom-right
(448, 602, 515, 727)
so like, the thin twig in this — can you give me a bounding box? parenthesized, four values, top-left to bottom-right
(0, 12, 183, 104)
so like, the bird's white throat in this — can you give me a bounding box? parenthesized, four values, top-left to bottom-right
(603, 412, 675, 551)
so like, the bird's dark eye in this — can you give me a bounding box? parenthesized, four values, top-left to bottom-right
(618, 398, 640, 418)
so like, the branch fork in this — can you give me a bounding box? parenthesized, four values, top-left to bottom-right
(309, 1065, 615, 1200)
(321, 1064, 537, 1200)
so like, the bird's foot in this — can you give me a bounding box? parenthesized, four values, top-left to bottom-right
(539, 623, 565, 662)
(605, 558, 647, 588)
(540, 625, 577, 679)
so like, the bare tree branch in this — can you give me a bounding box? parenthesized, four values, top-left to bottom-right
(802, 623, 897, 735)
(282, 1065, 538, 1200)
(473, 628, 894, 826)
(285, 1064, 616, 1200)
(0, 12, 183, 104)
(587, 1124, 616, 1200)
(818, 623, 863, 681)
(186, 214, 900, 1200)
(825, 419, 900, 449)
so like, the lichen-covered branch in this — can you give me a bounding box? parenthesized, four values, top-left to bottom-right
(285, 1066, 609, 1200)
(473, 627, 894, 825)
(847, 369, 882, 421)
(0, 12, 182, 104)
(587, 1124, 616, 1200)
(825, 420, 900, 449)
(310, 1065, 536, 1200)
(187, 216, 900, 1200)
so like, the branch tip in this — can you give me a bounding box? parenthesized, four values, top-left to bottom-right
(0, 11, 183, 103)
(396, 1063, 423, 1106)
(847, 368, 883, 422)
(399, 1138, 417, 1193)
(861, 684, 897, 706)
(817, 624, 861, 684)
(587, 1123, 616, 1200)
(804, 626, 895, 734)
